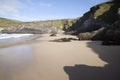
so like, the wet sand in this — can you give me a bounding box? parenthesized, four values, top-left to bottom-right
(0, 34, 119, 80)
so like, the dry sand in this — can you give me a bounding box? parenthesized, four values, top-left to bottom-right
(0, 34, 119, 80)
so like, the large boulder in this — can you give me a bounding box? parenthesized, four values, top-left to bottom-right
(103, 20, 120, 42)
(78, 27, 105, 40)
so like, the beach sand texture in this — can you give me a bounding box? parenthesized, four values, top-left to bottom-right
(0, 34, 120, 80)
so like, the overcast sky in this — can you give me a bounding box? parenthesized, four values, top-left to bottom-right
(0, 0, 108, 21)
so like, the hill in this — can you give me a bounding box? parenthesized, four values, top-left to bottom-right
(0, 0, 120, 44)
(64, 1, 120, 44)
(0, 18, 77, 33)
(0, 18, 22, 27)
(66, 1, 120, 34)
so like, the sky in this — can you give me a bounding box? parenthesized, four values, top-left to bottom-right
(0, 0, 108, 21)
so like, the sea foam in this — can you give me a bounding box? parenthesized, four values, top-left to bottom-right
(0, 34, 33, 39)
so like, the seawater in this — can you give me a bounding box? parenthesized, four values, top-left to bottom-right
(0, 34, 34, 46)
(0, 34, 33, 39)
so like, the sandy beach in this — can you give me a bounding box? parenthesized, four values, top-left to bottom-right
(0, 34, 120, 80)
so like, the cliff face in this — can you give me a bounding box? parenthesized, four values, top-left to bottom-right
(64, 1, 120, 44)
(103, 20, 120, 41)
(0, 18, 75, 34)
(0, 1, 120, 42)
(66, 1, 120, 35)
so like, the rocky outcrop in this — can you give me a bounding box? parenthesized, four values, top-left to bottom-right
(1, 25, 58, 34)
(66, 1, 120, 35)
(102, 20, 120, 45)
(50, 38, 78, 42)
(0, 1, 120, 43)
(65, 0, 120, 44)
(78, 27, 105, 40)
(0, 18, 75, 34)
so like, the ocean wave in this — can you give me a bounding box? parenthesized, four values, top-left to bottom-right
(0, 34, 33, 39)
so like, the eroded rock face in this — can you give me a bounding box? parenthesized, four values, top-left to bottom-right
(50, 38, 78, 42)
(0, 18, 76, 34)
(78, 27, 105, 40)
(103, 20, 120, 41)
(65, 1, 120, 43)
(0, 1, 120, 43)
(66, 1, 120, 35)
(78, 20, 120, 42)
(1, 25, 58, 34)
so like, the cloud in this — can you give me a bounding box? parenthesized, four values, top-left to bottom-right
(0, 0, 53, 21)
(39, 2, 52, 7)
(0, 0, 22, 15)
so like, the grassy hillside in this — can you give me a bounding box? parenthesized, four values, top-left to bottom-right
(26, 19, 75, 30)
(95, 1, 120, 24)
(0, 1, 120, 44)
(0, 18, 75, 30)
(0, 18, 22, 27)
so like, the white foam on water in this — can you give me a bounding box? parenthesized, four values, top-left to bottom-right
(0, 34, 33, 39)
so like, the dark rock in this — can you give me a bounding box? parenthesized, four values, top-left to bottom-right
(101, 20, 120, 45)
(66, 1, 120, 36)
(50, 38, 78, 42)
(78, 27, 105, 40)
(50, 33, 56, 36)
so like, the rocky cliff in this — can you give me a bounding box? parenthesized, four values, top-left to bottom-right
(66, 1, 120, 34)
(101, 20, 120, 45)
(0, 18, 75, 34)
(65, 0, 120, 44)
(0, 0, 120, 44)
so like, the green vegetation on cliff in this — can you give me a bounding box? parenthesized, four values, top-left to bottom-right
(0, 0, 120, 43)
(66, 1, 120, 35)
(95, 1, 120, 24)
(0, 18, 75, 30)
(0, 18, 22, 27)
(77, 1, 120, 44)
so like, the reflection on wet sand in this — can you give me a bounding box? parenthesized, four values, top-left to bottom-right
(0, 34, 110, 80)
(0, 34, 41, 48)
(0, 45, 34, 80)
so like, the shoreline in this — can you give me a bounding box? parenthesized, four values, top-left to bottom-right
(0, 34, 41, 48)
(0, 34, 120, 80)
(0, 33, 78, 48)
